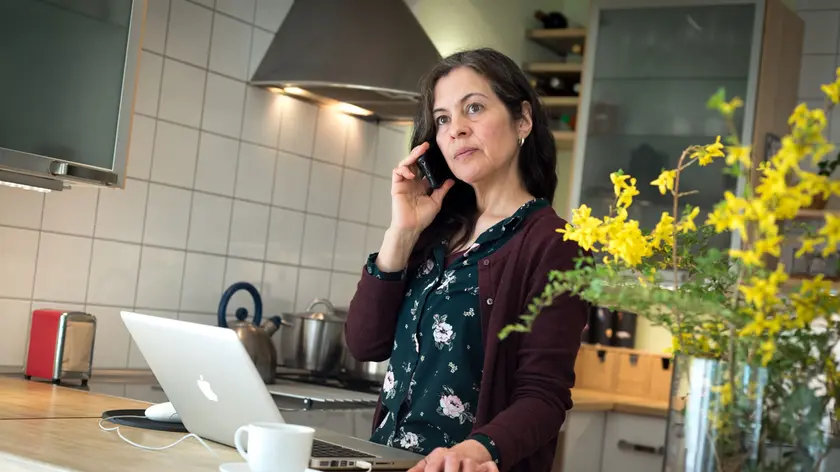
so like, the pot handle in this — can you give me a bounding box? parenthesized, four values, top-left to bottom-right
(306, 298, 335, 314)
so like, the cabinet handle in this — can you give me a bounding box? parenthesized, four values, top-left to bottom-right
(617, 439, 665, 456)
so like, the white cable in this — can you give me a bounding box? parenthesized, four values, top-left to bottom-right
(355, 460, 373, 471)
(98, 415, 218, 458)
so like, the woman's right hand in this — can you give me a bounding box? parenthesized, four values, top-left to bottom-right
(390, 142, 455, 236)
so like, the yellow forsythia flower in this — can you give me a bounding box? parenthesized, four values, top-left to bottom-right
(650, 170, 676, 195)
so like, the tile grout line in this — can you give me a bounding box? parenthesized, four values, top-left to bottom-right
(20, 194, 48, 365)
(220, 0, 255, 311)
(0, 222, 366, 276)
(328, 114, 353, 284)
(130, 0, 174, 348)
(178, 2, 217, 315)
(134, 110, 396, 180)
(80, 189, 102, 310)
(257, 4, 278, 308)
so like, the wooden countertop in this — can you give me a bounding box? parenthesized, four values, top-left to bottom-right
(0, 377, 151, 420)
(570, 388, 670, 418)
(0, 418, 240, 471)
(0, 377, 240, 471)
(0, 376, 669, 471)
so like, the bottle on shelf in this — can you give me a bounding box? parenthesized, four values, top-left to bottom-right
(535, 76, 580, 97)
(534, 10, 569, 29)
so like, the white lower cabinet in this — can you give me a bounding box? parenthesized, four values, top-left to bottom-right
(561, 411, 607, 472)
(600, 412, 667, 472)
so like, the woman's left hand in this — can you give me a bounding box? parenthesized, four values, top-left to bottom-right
(407, 440, 499, 472)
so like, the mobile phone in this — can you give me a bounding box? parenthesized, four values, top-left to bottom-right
(416, 142, 454, 190)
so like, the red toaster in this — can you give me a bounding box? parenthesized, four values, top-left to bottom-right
(24, 309, 97, 386)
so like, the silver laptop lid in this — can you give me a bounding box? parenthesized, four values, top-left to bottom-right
(120, 311, 284, 447)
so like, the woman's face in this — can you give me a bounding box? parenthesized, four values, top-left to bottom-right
(432, 66, 532, 186)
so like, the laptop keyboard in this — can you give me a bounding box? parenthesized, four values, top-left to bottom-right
(312, 439, 376, 459)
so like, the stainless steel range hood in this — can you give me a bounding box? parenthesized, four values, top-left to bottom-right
(250, 0, 441, 122)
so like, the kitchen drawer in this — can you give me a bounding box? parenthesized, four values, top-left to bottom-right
(601, 412, 666, 472)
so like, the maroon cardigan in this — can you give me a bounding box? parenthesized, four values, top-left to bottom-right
(344, 206, 588, 472)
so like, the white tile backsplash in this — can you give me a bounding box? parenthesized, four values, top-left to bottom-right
(209, 13, 252, 80)
(151, 121, 200, 188)
(375, 126, 409, 178)
(229, 200, 270, 259)
(0, 299, 31, 366)
(180, 253, 226, 312)
(261, 263, 298, 315)
(235, 143, 276, 203)
(339, 169, 373, 223)
(187, 192, 232, 254)
(222, 258, 264, 315)
(143, 0, 170, 54)
(345, 118, 378, 173)
(368, 177, 392, 227)
(165, 0, 213, 67)
(279, 94, 318, 156)
(158, 59, 207, 128)
(202, 73, 246, 138)
(126, 114, 156, 179)
(86, 240, 141, 307)
(242, 86, 283, 148)
(135, 52, 164, 116)
(136, 247, 185, 310)
(295, 268, 331, 311)
(143, 184, 192, 249)
(0, 0, 398, 369)
(33, 233, 92, 303)
(96, 180, 149, 243)
(0, 186, 43, 229)
(215, 0, 256, 22)
(266, 207, 304, 264)
(306, 162, 342, 217)
(0, 227, 39, 299)
(41, 186, 98, 237)
(273, 151, 311, 210)
(312, 108, 349, 165)
(194, 132, 239, 195)
(333, 221, 367, 273)
(86, 306, 131, 368)
(300, 214, 337, 269)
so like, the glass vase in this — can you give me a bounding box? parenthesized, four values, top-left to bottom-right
(663, 356, 768, 472)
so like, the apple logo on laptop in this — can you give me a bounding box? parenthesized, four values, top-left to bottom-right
(197, 375, 218, 402)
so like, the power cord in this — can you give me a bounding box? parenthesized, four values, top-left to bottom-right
(100, 415, 374, 471)
(98, 415, 218, 458)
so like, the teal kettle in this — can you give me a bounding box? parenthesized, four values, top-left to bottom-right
(218, 282, 284, 384)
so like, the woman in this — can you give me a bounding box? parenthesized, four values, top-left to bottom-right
(344, 47, 588, 472)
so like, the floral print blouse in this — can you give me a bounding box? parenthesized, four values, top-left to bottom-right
(366, 199, 550, 465)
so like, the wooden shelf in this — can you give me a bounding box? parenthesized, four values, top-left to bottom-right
(540, 96, 579, 108)
(527, 28, 586, 55)
(794, 209, 840, 220)
(553, 130, 575, 150)
(524, 62, 583, 78)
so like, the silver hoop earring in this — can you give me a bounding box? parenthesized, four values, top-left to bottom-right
(518, 137, 525, 147)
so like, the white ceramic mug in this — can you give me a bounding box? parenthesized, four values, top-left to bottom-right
(233, 422, 315, 472)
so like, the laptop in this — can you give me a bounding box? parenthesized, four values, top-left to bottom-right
(120, 311, 423, 470)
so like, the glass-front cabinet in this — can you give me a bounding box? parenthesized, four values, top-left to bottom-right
(568, 0, 799, 252)
(0, 0, 144, 190)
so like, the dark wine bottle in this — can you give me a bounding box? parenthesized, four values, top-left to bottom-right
(534, 10, 568, 29)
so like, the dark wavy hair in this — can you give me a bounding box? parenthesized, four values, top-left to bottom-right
(409, 47, 557, 263)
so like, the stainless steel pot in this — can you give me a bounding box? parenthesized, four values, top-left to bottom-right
(279, 298, 346, 373)
(341, 337, 388, 383)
